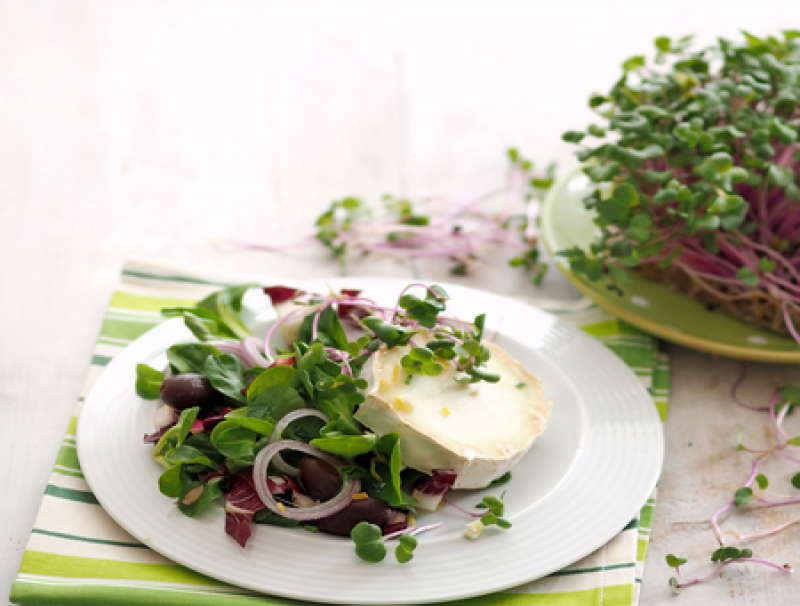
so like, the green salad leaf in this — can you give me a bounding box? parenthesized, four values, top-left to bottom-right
(136, 364, 164, 399)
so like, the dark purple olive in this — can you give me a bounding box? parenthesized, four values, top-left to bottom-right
(317, 497, 392, 537)
(160, 374, 220, 410)
(299, 458, 342, 502)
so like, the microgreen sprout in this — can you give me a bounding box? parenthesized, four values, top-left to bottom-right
(478, 494, 512, 530)
(445, 492, 512, 539)
(666, 373, 800, 594)
(219, 151, 554, 284)
(351, 522, 387, 563)
(395, 534, 418, 564)
(666, 549, 790, 596)
(561, 32, 800, 339)
(259, 284, 499, 385)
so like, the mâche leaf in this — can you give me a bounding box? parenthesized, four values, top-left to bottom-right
(136, 364, 164, 399)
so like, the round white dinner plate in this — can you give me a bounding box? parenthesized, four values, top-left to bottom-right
(78, 277, 664, 605)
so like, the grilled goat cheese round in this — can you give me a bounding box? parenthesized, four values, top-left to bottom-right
(353, 342, 552, 489)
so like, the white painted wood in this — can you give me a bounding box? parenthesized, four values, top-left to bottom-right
(2, 2, 800, 604)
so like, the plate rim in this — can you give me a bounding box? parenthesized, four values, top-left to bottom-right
(541, 165, 800, 364)
(77, 276, 665, 604)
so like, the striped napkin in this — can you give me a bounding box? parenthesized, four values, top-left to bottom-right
(9, 259, 669, 606)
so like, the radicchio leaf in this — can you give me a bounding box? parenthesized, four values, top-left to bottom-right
(195, 407, 234, 434)
(412, 469, 457, 511)
(382, 509, 408, 535)
(224, 473, 298, 547)
(264, 286, 303, 306)
(269, 356, 297, 369)
(417, 469, 457, 494)
(337, 289, 370, 325)
(143, 425, 174, 444)
(224, 473, 266, 547)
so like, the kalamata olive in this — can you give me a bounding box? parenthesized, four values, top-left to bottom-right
(299, 458, 342, 502)
(317, 497, 392, 537)
(160, 374, 220, 410)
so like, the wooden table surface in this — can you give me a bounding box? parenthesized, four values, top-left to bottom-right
(3, 2, 800, 604)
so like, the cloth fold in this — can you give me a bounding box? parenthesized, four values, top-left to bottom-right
(10, 259, 669, 606)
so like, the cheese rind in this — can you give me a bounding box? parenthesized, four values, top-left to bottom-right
(354, 341, 552, 489)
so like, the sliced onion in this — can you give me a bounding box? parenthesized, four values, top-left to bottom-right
(153, 405, 179, 430)
(242, 336, 270, 368)
(208, 341, 255, 368)
(269, 409, 330, 475)
(253, 439, 360, 521)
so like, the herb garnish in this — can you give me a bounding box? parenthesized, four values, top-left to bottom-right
(665, 363, 800, 594)
(220, 153, 554, 284)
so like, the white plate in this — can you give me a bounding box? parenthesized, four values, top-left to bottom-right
(78, 277, 664, 605)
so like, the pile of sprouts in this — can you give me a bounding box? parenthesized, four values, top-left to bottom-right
(561, 31, 800, 339)
(222, 151, 553, 284)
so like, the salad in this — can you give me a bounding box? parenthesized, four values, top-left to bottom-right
(136, 283, 543, 563)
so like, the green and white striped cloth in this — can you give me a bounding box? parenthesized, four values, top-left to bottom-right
(10, 259, 670, 606)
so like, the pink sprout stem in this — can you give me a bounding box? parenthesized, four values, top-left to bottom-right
(711, 459, 760, 545)
(767, 388, 788, 447)
(431, 187, 505, 227)
(730, 362, 769, 411)
(736, 516, 800, 542)
(674, 558, 792, 589)
(754, 496, 800, 507)
(443, 498, 489, 519)
(783, 302, 800, 344)
(776, 450, 800, 464)
(383, 523, 443, 541)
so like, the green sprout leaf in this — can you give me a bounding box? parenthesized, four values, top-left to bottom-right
(736, 267, 759, 287)
(780, 384, 800, 407)
(487, 472, 512, 487)
(757, 258, 777, 272)
(351, 522, 387, 563)
(736, 426, 745, 451)
(755, 474, 769, 491)
(622, 55, 646, 71)
(597, 183, 639, 222)
(734, 486, 754, 507)
(562, 131, 586, 144)
(711, 546, 752, 563)
(476, 493, 511, 531)
(665, 554, 688, 568)
(395, 534, 418, 564)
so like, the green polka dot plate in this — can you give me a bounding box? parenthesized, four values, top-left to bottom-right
(541, 166, 800, 363)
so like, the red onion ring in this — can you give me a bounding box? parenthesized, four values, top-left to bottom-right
(242, 336, 270, 368)
(269, 409, 330, 476)
(252, 440, 360, 521)
(208, 341, 256, 368)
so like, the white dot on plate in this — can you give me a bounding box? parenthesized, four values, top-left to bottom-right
(631, 296, 651, 308)
(747, 335, 769, 345)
